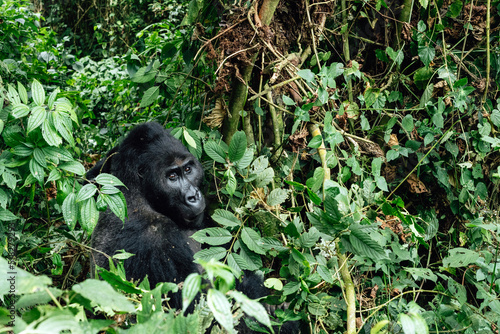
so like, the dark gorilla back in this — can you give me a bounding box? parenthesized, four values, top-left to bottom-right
(89, 122, 206, 308)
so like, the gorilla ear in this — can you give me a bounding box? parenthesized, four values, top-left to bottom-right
(120, 122, 166, 151)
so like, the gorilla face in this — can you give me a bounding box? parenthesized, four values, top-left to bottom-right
(141, 149, 206, 228)
(87, 122, 206, 229)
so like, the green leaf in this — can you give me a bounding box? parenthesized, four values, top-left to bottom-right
(60, 161, 85, 175)
(95, 173, 125, 187)
(399, 314, 415, 334)
(207, 289, 235, 334)
(33, 148, 47, 168)
(194, 247, 227, 262)
(131, 66, 157, 83)
(443, 247, 479, 267)
(32, 79, 46, 106)
(182, 273, 202, 313)
(317, 265, 334, 284)
(212, 209, 241, 227)
(183, 128, 197, 149)
(491, 109, 500, 127)
(386, 47, 403, 66)
(418, 45, 435, 67)
(419, 84, 433, 108)
(80, 198, 100, 232)
(402, 114, 414, 132)
(11, 104, 30, 118)
(0, 208, 18, 221)
(29, 159, 44, 183)
(47, 88, 59, 109)
(386, 149, 399, 162)
(267, 188, 290, 207)
(140, 86, 160, 108)
(7, 84, 20, 104)
(308, 135, 323, 148)
(204, 141, 227, 164)
(254, 167, 274, 187)
(282, 95, 296, 106)
(103, 193, 127, 222)
(62, 193, 78, 230)
(349, 225, 388, 261)
(230, 291, 272, 329)
(42, 119, 62, 146)
(225, 168, 237, 196)
(375, 176, 388, 192)
(297, 69, 315, 83)
(404, 267, 437, 282)
(264, 277, 284, 290)
(17, 82, 28, 104)
(76, 184, 98, 202)
(27, 106, 47, 133)
(72, 279, 135, 313)
(228, 131, 247, 162)
(241, 227, 265, 255)
(191, 227, 233, 245)
(235, 148, 254, 170)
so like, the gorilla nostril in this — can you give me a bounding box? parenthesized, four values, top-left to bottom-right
(186, 189, 200, 203)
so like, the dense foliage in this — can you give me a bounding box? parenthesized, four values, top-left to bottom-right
(1, 0, 499, 333)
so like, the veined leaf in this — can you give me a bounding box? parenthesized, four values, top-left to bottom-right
(32, 79, 46, 106)
(60, 161, 85, 176)
(95, 173, 125, 187)
(76, 184, 98, 202)
(228, 131, 247, 162)
(182, 273, 201, 313)
(11, 104, 30, 118)
(193, 247, 227, 262)
(207, 289, 235, 334)
(349, 225, 388, 261)
(230, 291, 272, 329)
(27, 106, 47, 133)
(103, 193, 127, 222)
(191, 227, 232, 245)
(212, 209, 241, 227)
(62, 193, 78, 230)
(140, 86, 160, 108)
(79, 198, 99, 232)
(17, 82, 28, 104)
(241, 227, 265, 255)
(204, 141, 227, 164)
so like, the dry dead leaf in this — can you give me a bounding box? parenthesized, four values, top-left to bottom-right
(388, 134, 399, 147)
(407, 173, 428, 194)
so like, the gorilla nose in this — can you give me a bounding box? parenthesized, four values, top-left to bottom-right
(186, 188, 201, 204)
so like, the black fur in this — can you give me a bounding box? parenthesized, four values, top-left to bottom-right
(89, 122, 206, 308)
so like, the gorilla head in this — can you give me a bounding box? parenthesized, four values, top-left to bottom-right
(89, 122, 206, 295)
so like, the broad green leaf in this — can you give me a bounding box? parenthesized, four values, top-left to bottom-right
(100, 185, 121, 195)
(33, 148, 47, 168)
(76, 184, 98, 202)
(443, 247, 479, 267)
(29, 159, 44, 183)
(32, 79, 46, 106)
(317, 265, 334, 284)
(13, 144, 34, 157)
(399, 314, 415, 334)
(491, 109, 500, 127)
(204, 141, 227, 164)
(47, 88, 59, 109)
(227, 253, 245, 277)
(7, 84, 21, 104)
(183, 128, 197, 149)
(62, 193, 78, 230)
(418, 45, 435, 67)
(235, 148, 254, 170)
(11, 104, 30, 118)
(225, 168, 237, 196)
(297, 69, 315, 83)
(140, 86, 160, 108)
(191, 227, 233, 245)
(72, 279, 135, 313)
(60, 161, 85, 175)
(228, 131, 247, 162)
(42, 119, 62, 146)
(419, 84, 433, 108)
(264, 277, 284, 290)
(193, 247, 227, 262)
(230, 291, 272, 329)
(267, 188, 290, 207)
(386, 149, 399, 162)
(0, 208, 18, 221)
(95, 173, 126, 187)
(308, 135, 323, 148)
(282, 95, 296, 106)
(103, 193, 127, 222)
(207, 289, 235, 334)
(402, 114, 414, 132)
(27, 106, 47, 133)
(241, 227, 265, 255)
(254, 167, 274, 187)
(131, 66, 157, 83)
(212, 209, 241, 227)
(17, 82, 28, 104)
(349, 225, 388, 261)
(404, 267, 437, 282)
(80, 198, 100, 232)
(47, 169, 61, 183)
(375, 176, 388, 192)
(182, 273, 202, 313)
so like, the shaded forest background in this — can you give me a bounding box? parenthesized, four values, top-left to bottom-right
(0, 0, 500, 333)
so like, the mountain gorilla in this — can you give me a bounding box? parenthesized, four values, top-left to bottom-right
(87, 122, 271, 315)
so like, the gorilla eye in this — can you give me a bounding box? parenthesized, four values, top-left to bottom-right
(168, 172, 177, 181)
(185, 166, 191, 174)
